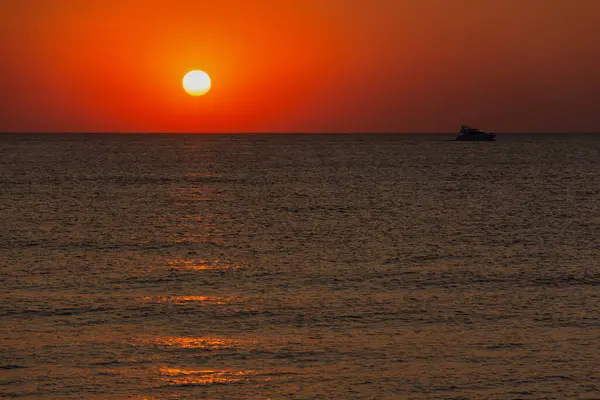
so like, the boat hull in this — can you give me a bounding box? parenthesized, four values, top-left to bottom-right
(456, 134, 496, 141)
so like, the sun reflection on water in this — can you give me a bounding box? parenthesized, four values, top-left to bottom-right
(127, 397, 163, 400)
(146, 336, 251, 350)
(143, 295, 245, 305)
(167, 259, 241, 271)
(159, 367, 256, 385)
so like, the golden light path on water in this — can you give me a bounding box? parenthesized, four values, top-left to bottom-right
(2, 134, 599, 399)
(133, 335, 255, 351)
(134, 180, 263, 392)
(142, 295, 246, 305)
(159, 368, 256, 385)
(167, 259, 242, 271)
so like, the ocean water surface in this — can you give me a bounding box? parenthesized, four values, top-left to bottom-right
(1, 133, 599, 399)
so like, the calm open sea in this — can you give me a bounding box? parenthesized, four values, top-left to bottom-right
(1, 133, 599, 399)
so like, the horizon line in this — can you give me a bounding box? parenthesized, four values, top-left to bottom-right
(1, 131, 599, 135)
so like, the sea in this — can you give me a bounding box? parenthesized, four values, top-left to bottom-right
(1, 133, 599, 400)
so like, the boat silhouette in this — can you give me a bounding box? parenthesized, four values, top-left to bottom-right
(456, 125, 496, 141)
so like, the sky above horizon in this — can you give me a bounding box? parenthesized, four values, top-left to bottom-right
(1, 0, 599, 133)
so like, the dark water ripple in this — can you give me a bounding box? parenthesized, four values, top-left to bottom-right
(1, 133, 599, 399)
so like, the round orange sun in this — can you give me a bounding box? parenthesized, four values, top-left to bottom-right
(183, 70, 211, 96)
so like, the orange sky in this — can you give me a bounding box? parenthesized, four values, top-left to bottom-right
(1, 0, 599, 133)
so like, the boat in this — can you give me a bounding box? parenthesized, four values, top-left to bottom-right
(456, 125, 496, 141)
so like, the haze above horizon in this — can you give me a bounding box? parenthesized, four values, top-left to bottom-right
(1, 0, 599, 133)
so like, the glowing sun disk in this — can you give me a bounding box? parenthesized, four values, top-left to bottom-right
(183, 70, 211, 96)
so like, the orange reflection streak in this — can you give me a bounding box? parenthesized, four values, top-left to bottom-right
(159, 367, 256, 385)
(153, 336, 244, 350)
(143, 295, 244, 305)
(127, 397, 161, 400)
(167, 259, 241, 271)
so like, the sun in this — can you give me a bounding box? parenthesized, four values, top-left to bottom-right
(183, 70, 211, 96)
